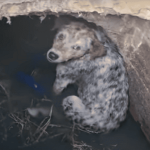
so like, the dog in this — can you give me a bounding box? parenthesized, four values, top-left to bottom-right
(47, 18, 129, 133)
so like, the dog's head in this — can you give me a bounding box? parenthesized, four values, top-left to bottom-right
(47, 22, 106, 63)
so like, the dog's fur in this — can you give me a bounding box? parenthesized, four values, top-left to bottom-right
(47, 18, 129, 133)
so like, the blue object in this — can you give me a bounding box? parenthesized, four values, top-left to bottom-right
(16, 71, 45, 95)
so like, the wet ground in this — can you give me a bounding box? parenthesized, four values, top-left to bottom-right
(0, 15, 150, 150)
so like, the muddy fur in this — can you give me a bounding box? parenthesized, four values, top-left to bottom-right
(47, 17, 129, 133)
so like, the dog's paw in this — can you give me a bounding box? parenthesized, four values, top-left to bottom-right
(53, 84, 63, 95)
(63, 98, 73, 110)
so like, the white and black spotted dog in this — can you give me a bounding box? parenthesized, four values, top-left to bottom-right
(47, 18, 129, 133)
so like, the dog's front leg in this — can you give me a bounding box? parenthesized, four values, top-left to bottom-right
(53, 64, 74, 95)
(53, 78, 73, 95)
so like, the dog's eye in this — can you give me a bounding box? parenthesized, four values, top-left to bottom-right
(72, 45, 81, 50)
(58, 34, 64, 40)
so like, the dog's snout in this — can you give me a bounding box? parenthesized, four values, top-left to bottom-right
(48, 52, 59, 60)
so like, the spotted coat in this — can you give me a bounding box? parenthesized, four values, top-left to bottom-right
(47, 20, 129, 133)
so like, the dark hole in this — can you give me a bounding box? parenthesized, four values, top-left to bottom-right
(0, 14, 149, 150)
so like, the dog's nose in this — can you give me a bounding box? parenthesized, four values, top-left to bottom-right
(48, 52, 59, 60)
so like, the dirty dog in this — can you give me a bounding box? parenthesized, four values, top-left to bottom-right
(47, 20, 129, 133)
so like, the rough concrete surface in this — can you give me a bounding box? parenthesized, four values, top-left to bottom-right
(0, 0, 150, 142)
(1, 0, 150, 20)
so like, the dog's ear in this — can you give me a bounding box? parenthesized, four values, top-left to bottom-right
(89, 40, 106, 60)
